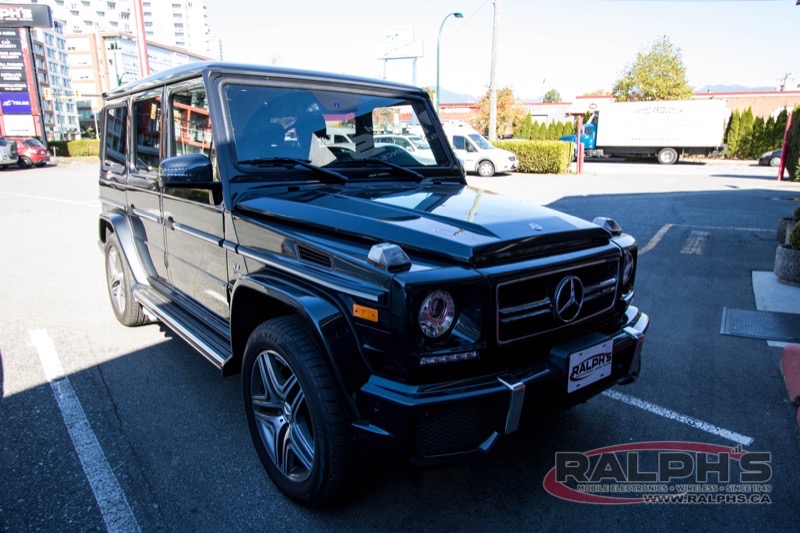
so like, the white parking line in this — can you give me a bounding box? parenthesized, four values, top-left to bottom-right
(0, 191, 97, 208)
(29, 329, 140, 533)
(639, 224, 674, 255)
(602, 389, 754, 446)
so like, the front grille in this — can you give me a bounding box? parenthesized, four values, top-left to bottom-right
(414, 398, 501, 457)
(497, 257, 619, 344)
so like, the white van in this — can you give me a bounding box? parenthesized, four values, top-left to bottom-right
(443, 124, 518, 177)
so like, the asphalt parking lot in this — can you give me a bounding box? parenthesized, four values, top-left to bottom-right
(1, 159, 799, 531)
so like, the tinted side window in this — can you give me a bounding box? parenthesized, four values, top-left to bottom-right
(171, 87, 213, 160)
(452, 136, 465, 150)
(133, 96, 161, 172)
(104, 105, 128, 167)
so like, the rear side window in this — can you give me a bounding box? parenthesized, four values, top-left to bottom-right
(171, 87, 213, 160)
(104, 105, 128, 167)
(133, 96, 161, 172)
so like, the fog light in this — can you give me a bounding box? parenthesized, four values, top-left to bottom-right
(419, 351, 478, 366)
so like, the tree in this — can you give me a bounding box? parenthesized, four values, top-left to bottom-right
(612, 35, 693, 102)
(422, 86, 436, 104)
(543, 89, 561, 103)
(471, 87, 525, 138)
(580, 89, 611, 97)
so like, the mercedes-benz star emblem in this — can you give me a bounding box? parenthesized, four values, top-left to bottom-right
(554, 275, 585, 323)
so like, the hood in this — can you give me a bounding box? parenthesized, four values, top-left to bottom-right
(235, 183, 610, 264)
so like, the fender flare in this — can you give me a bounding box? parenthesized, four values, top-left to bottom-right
(99, 211, 150, 286)
(229, 274, 370, 418)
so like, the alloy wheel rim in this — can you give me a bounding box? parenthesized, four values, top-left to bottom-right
(107, 247, 125, 314)
(250, 350, 315, 482)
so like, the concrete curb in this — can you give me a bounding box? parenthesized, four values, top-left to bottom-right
(780, 345, 800, 427)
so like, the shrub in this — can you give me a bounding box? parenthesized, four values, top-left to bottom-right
(47, 140, 69, 156)
(494, 140, 573, 174)
(793, 206, 800, 223)
(790, 221, 800, 250)
(67, 139, 100, 157)
(785, 106, 800, 180)
(45, 139, 100, 157)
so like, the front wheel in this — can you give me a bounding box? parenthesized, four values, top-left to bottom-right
(242, 316, 354, 506)
(657, 147, 678, 165)
(104, 233, 147, 326)
(769, 156, 781, 167)
(476, 160, 496, 177)
(18, 157, 32, 169)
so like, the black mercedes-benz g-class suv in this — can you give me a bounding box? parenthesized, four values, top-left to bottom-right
(98, 62, 648, 506)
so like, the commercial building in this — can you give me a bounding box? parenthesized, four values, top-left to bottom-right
(20, 1, 220, 138)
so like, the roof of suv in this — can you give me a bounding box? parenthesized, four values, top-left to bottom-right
(104, 61, 426, 100)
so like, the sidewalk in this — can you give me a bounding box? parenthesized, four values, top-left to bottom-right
(753, 271, 800, 423)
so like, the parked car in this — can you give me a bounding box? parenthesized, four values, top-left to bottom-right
(374, 133, 436, 162)
(8, 137, 50, 168)
(98, 62, 648, 506)
(0, 137, 19, 169)
(758, 148, 782, 167)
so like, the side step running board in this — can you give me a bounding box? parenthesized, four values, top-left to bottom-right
(133, 286, 231, 372)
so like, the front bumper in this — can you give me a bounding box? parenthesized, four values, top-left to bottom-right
(353, 306, 648, 464)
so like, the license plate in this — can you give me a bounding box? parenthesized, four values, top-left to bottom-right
(567, 340, 613, 393)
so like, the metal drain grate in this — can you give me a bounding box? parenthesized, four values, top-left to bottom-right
(720, 308, 800, 342)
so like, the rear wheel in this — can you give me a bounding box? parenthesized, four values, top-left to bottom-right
(769, 156, 780, 167)
(657, 148, 678, 165)
(18, 157, 32, 169)
(476, 160, 496, 177)
(242, 316, 354, 506)
(104, 233, 147, 326)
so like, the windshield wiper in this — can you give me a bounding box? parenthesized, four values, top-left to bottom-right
(235, 157, 348, 183)
(331, 158, 423, 182)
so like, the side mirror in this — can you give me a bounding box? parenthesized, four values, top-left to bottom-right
(158, 153, 213, 185)
(158, 154, 221, 204)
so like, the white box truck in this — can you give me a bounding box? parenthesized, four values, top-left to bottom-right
(561, 100, 729, 164)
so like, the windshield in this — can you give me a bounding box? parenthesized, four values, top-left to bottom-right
(224, 84, 449, 174)
(468, 133, 495, 150)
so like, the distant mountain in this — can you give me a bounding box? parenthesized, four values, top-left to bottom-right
(440, 88, 478, 104)
(697, 84, 777, 93)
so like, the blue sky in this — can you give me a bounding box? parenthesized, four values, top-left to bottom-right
(204, 0, 798, 101)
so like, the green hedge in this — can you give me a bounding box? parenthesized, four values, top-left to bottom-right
(493, 140, 574, 174)
(786, 106, 800, 181)
(46, 139, 100, 157)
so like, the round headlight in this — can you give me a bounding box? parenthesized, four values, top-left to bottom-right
(418, 290, 456, 338)
(622, 252, 634, 286)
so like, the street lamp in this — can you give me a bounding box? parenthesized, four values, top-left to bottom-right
(436, 11, 463, 115)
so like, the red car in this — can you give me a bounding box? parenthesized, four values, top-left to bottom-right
(8, 137, 50, 168)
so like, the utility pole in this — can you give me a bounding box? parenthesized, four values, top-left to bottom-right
(488, 0, 500, 141)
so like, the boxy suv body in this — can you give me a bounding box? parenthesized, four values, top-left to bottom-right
(0, 137, 19, 169)
(98, 62, 648, 506)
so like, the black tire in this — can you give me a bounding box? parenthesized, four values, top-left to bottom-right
(242, 316, 353, 506)
(769, 156, 780, 168)
(476, 159, 495, 177)
(657, 148, 678, 165)
(18, 157, 32, 169)
(104, 233, 147, 326)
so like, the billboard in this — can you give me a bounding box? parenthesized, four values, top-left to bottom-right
(0, 4, 53, 28)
